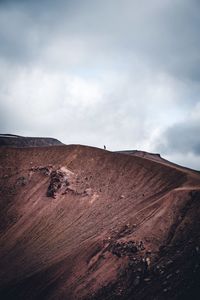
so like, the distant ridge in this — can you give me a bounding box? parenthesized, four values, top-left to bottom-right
(117, 150, 162, 161)
(0, 134, 63, 147)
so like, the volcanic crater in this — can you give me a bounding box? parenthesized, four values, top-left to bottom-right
(0, 139, 200, 299)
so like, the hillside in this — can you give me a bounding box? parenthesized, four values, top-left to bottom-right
(0, 134, 62, 147)
(0, 144, 200, 299)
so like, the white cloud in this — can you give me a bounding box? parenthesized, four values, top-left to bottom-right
(0, 0, 200, 169)
(0, 61, 189, 150)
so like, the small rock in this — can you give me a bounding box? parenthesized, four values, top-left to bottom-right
(145, 257, 151, 268)
(139, 241, 145, 250)
(156, 265, 160, 269)
(166, 259, 173, 266)
(16, 176, 28, 186)
(133, 276, 140, 286)
(144, 237, 151, 242)
(132, 257, 137, 261)
(84, 188, 92, 196)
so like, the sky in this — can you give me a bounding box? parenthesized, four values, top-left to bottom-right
(0, 0, 200, 170)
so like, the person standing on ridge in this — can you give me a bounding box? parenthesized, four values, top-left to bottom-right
(104, 145, 106, 150)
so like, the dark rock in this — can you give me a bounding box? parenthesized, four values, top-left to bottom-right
(144, 277, 151, 282)
(16, 176, 28, 186)
(166, 259, 173, 266)
(109, 241, 139, 257)
(47, 170, 69, 198)
(133, 276, 140, 286)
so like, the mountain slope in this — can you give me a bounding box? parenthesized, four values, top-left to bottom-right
(0, 145, 199, 299)
(0, 134, 62, 147)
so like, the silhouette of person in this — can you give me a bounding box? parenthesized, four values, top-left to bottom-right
(104, 145, 106, 150)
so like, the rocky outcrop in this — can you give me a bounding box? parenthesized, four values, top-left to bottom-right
(109, 240, 145, 258)
(47, 170, 69, 198)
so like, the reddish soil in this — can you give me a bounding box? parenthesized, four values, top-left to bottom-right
(0, 144, 199, 299)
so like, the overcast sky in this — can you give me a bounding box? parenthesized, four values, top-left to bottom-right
(0, 0, 200, 169)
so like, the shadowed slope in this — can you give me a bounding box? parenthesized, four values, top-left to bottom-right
(0, 134, 62, 147)
(0, 145, 199, 299)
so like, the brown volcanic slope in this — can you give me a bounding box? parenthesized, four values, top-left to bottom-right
(0, 145, 200, 300)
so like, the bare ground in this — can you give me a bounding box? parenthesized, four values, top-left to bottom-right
(0, 145, 199, 299)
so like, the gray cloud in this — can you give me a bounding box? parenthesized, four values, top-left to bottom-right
(1, 0, 200, 79)
(0, 0, 200, 169)
(156, 121, 200, 155)
(154, 107, 200, 169)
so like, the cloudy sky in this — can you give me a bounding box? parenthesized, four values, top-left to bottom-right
(0, 0, 200, 169)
